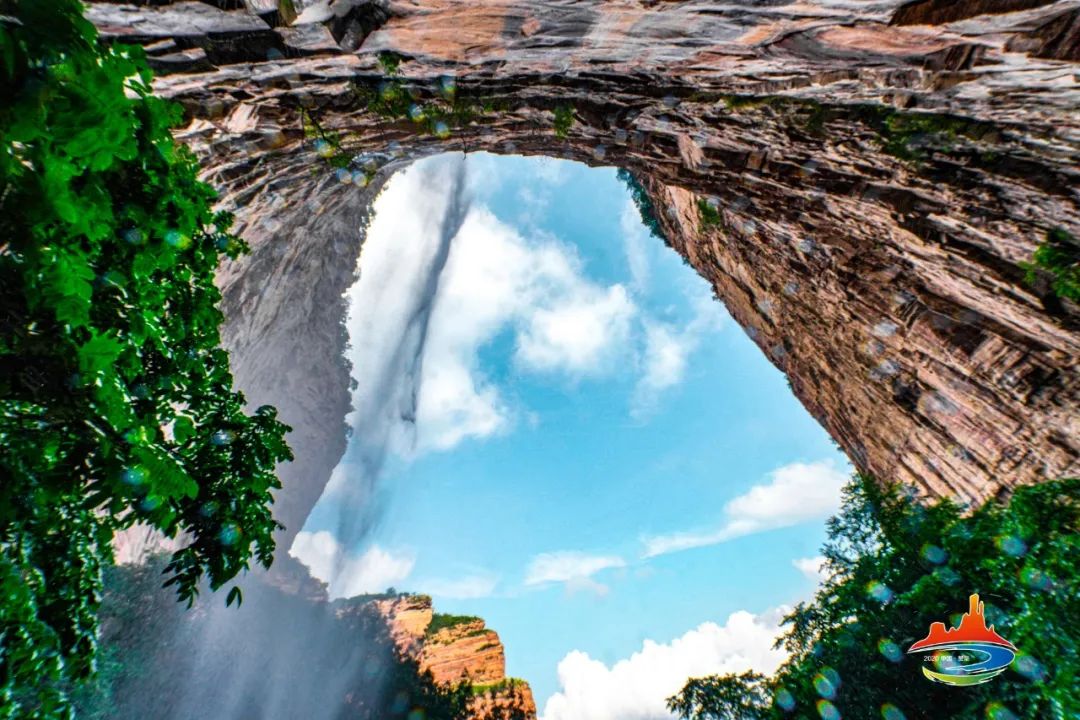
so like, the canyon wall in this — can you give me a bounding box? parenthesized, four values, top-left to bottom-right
(87, 0, 1080, 556)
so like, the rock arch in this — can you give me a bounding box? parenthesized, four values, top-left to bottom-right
(88, 0, 1080, 554)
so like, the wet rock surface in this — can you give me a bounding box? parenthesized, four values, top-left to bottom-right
(87, 1, 1079, 555)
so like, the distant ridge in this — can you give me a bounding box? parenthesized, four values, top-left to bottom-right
(909, 594, 1016, 651)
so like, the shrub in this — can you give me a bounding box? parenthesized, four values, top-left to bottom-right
(668, 476, 1079, 719)
(0, 2, 291, 715)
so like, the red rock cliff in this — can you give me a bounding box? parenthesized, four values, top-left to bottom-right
(373, 595, 537, 719)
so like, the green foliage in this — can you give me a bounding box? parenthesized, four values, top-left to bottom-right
(353, 59, 495, 140)
(697, 198, 722, 229)
(0, 2, 291, 716)
(470, 677, 525, 696)
(377, 51, 403, 76)
(616, 168, 669, 245)
(720, 94, 993, 162)
(668, 476, 1079, 719)
(553, 104, 574, 139)
(1022, 227, 1080, 302)
(469, 678, 533, 720)
(426, 613, 482, 637)
(667, 672, 770, 720)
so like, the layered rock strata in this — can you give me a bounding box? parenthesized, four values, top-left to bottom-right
(373, 595, 538, 719)
(86, 0, 1080, 554)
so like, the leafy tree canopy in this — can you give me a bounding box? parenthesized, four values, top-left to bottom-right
(668, 476, 1078, 719)
(0, 1, 291, 716)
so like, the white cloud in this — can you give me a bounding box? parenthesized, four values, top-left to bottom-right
(630, 291, 725, 419)
(793, 555, 829, 584)
(540, 608, 788, 720)
(420, 573, 499, 599)
(290, 531, 414, 599)
(642, 460, 848, 558)
(525, 551, 626, 594)
(342, 157, 641, 460)
(516, 283, 635, 375)
(631, 321, 691, 418)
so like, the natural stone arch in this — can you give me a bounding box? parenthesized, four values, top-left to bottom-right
(89, 0, 1080, 556)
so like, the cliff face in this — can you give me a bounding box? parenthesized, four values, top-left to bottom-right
(87, 1, 1080, 554)
(374, 596, 538, 719)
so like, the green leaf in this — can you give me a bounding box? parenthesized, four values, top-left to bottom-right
(77, 332, 125, 376)
(131, 445, 198, 501)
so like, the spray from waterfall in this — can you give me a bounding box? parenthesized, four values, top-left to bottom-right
(319, 152, 472, 588)
(106, 154, 477, 720)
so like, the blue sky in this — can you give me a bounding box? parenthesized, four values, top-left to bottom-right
(294, 153, 851, 719)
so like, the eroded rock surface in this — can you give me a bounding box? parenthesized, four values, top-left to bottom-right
(374, 595, 538, 718)
(88, 1, 1080, 554)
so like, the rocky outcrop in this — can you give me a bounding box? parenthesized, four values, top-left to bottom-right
(86, 1, 1079, 554)
(374, 595, 538, 719)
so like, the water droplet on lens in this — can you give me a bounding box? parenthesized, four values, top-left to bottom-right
(211, 430, 234, 446)
(614, 128, 628, 143)
(775, 688, 796, 711)
(434, 121, 450, 138)
(935, 565, 960, 586)
(593, 144, 606, 160)
(816, 699, 841, 720)
(122, 467, 147, 486)
(123, 228, 144, 245)
(408, 104, 425, 121)
(878, 639, 902, 663)
(813, 671, 838, 700)
(921, 543, 947, 564)
(1012, 653, 1046, 681)
(985, 702, 1019, 720)
(866, 581, 894, 603)
(996, 535, 1027, 557)
(336, 168, 353, 184)
(439, 75, 456, 99)
(662, 94, 679, 108)
(218, 524, 240, 546)
(881, 704, 906, 720)
(1018, 566, 1053, 592)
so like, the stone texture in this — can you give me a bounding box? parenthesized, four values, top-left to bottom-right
(86, 0, 1079, 556)
(372, 595, 538, 718)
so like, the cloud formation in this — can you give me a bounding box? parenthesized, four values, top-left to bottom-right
(290, 531, 415, 599)
(630, 292, 724, 419)
(540, 608, 788, 720)
(420, 573, 500, 600)
(642, 460, 848, 558)
(793, 555, 829, 584)
(525, 551, 626, 595)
